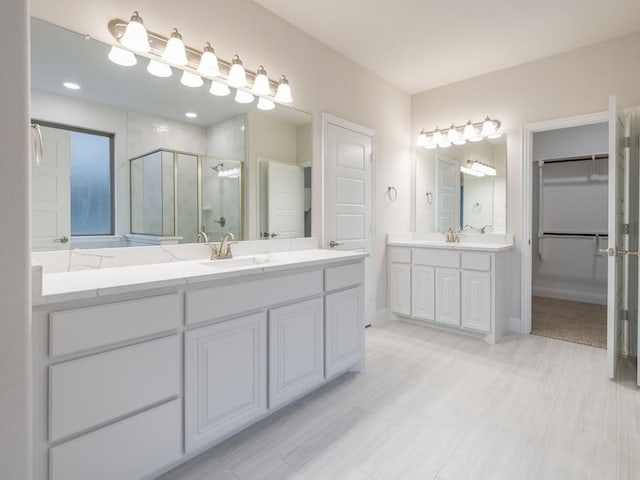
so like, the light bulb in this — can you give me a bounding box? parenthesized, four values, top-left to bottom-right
(120, 11, 150, 53)
(417, 130, 428, 147)
(209, 81, 230, 96)
(463, 120, 476, 140)
(431, 128, 443, 145)
(228, 55, 248, 88)
(461, 166, 485, 177)
(162, 29, 188, 66)
(197, 43, 220, 77)
(481, 116, 497, 137)
(275, 75, 293, 103)
(146, 59, 172, 77)
(108, 45, 137, 66)
(181, 71, 203, 88)
(470, 161, 497, 176)
(257, 97, 275, 111)
(446, 124, 459, 143)
(252, 65, 271, 96)
(234, 89, 255, 104)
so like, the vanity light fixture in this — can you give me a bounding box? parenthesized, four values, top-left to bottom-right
(257, 97, 276, 111)
(228, 55, 248, 88)
(275, 75, 293, 103)
(162, 29, 188, 66)
(468, 159, 497, 176)
(180, 71, 204, 88)
(460, 165, 485, 177)
(209, 81, 231, 97)
(108, 12, 294, 106)
(235, 89, 255, 104)
(197, 43, 220, 77)
(108, 45, 137, 66)
(252, 65, 271, 97)
(119, 11, 150, 53)
(63, 81, 81, 90)
(418, 116, 502, 149)
(147, 59, 172, 77)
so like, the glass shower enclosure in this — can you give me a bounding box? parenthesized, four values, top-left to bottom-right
(130, 149, 243, 243)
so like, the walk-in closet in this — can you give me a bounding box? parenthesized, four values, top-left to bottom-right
(531, 122, 609, 347)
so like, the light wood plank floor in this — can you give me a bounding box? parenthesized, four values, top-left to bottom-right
(159, 321, 640, 480)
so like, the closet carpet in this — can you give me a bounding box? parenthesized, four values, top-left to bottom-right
(531, 296, 607, 349)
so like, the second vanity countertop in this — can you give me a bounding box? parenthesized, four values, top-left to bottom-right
(33, 249, 367, 306)
(386, 239, 513, 252)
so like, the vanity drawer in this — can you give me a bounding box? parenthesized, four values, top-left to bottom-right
(186, 269, 323, 325)
(388, 247, 411, 264)
(413, 248, 460, 268)
(325, 261, 364, 292)
(49, 335, 180, 442)
(461, 253, 492, 272)
(49, 293, 181, 357)
(50, 399, 182, 480)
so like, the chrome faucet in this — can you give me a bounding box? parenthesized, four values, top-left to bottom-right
(480, 224, 492, 234)
(194, 231, 209, 243)
(215, 232, 235, 259)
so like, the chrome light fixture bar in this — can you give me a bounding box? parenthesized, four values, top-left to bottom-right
(417, 116, 502, 149)
(461, 159, 497, 177)
(107, 13, 293, 104)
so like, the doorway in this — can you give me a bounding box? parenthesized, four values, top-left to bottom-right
(530, 122, 609, 348)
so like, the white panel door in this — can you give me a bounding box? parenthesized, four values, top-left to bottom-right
(32, 125, 71, 250)
(267, 160, 304, 239)
(436, 154, 460, 232)
(389, 263, 411, 316)
(461, 270, 491, 333)
(184, 312, 267, 452)
(412, 265, 435, 321)
(607, 96, 629, 380)
(325, 287, 364, 377)
(324, 115, 374, 325)
(268, 298, 324, 409)
(436, 268, 460, 326)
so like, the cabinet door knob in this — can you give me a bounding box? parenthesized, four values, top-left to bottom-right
(54, 236, 69, 244)
(329, 240, 343, 248)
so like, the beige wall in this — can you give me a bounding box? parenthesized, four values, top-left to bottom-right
(411, 30, 640, 325)
(0, 1, 31, 478)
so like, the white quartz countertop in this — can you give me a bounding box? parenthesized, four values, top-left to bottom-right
(386, 239, 513, 252)
(34, 249, 367, 305)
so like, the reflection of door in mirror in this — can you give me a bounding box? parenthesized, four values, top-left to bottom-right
(436, 154, 460, 232)
(32, 126, 70, 250)
(258, 159, 304, 239)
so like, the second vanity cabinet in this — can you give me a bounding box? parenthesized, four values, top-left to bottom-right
(388, 243, 510, 343)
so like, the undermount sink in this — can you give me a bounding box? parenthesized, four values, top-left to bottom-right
(199, 255, 271, 269)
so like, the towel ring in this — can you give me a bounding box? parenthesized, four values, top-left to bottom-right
(387, 186, 398, 202)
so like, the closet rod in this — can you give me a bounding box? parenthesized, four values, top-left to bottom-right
(539, 153, 608, 165)
(539, 232, 608, 238)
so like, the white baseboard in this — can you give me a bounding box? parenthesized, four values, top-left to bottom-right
(532, 287, 606, 305)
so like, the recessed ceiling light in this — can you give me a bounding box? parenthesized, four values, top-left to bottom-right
(63, 82, 81, 90)
(185, 112, 198, 119)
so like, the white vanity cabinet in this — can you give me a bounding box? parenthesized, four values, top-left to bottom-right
(33, 252, 366, 480)
(387, 243, 510, 343)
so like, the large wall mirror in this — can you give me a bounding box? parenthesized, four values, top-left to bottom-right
(30, 18, 312, 251)
(415, 137, 506, 234)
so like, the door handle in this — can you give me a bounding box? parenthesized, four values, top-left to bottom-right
(329, 240, 343, 248)
(54, 236, 69, 244)
(270, 232, 278, 238)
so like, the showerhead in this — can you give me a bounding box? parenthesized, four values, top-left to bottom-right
(210, 163, 224, 172)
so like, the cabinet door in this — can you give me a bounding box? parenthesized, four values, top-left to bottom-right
(412, 265, 435, 320)
(185, 312, 267, 452)
(389, 263, 411, 316)
(269, 298, 324, 409)
(325, 287, 364, 378)
(462, 270, 491, 333)
(435, 268, 460, 326)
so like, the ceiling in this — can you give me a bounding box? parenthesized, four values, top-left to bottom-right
(253, 0, 640, 94)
